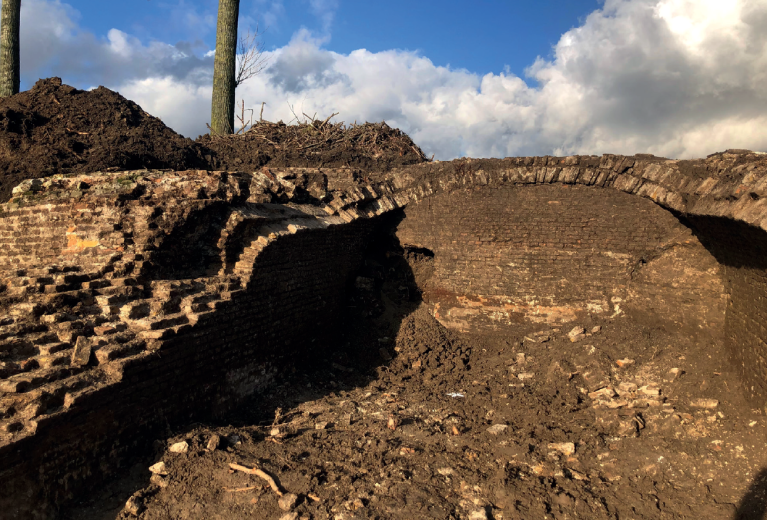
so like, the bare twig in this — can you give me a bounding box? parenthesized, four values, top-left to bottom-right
(229, 463, 284, 496)
(234, 25, 269, 88)
(235, 100, 254, 134)
(286, 102, 301, 125)
(225, 485, 262, 492)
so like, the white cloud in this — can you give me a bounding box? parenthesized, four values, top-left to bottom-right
(19, 0, 767, 159)
(20, 0, 214, 88)
(118, 77, 213, 140)
(308, 0, 339, 34)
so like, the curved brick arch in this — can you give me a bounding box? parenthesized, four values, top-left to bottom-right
(376, 153, 767, 230)
(372, 153, 767, 408)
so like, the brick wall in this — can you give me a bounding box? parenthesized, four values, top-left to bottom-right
(0, 218, 375, 519)
(0, 168, 396, 518)
(396, 184, 725, 337)
(5, 151, 767, 514)
(0, 202, 125, 273)
(685, 216, 767, 403)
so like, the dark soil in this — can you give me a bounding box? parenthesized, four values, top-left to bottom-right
(64, 258, 767, 520)
(0, 78, 428, 202)
(0, 78, 207, 201)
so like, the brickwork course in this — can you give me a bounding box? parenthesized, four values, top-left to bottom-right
(0, 150, 767, 516)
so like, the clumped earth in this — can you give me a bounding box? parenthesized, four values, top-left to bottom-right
(65, 260, 767, 520)
(0, 78, 427, 201)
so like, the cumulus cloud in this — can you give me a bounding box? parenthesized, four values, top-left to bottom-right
(19, 0, 767, 158)
(20, 0, 214, 88)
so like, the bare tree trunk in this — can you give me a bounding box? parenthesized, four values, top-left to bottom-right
(0, 0, 20, 97)
(210, 0, 240, 135)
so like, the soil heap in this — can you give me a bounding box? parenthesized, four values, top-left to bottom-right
(0, 78, 206, 201)
(0, 78, 428, 201)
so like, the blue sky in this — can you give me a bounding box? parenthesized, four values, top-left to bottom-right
(62, 0, 601, 81)
(18, 0, 767, 160)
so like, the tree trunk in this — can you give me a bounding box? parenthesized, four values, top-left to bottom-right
(210, 0, 240, 135)
(0, 0, 20, 97)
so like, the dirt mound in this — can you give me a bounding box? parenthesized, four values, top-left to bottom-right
(197, 118, 429, 172)
(389, 307, 473, 389)
(0, 78, 429, 202)
(0, 78, 207, 201)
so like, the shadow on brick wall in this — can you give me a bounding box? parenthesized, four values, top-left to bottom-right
(58, 210, 424, 519)
(217, 209, 425, 428)
(681, 214, 767, 404)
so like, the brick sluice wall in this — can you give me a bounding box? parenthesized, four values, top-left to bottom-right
(4, 152, 767, 515)
(0, 216, 376, 519)
(396, 184, 726, 334)
(0, 167, 396, 518)
(683, 216, 767, 402)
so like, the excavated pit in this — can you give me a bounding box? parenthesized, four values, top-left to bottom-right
(0, 154, 764, 520)
(0, 80, 766, 519)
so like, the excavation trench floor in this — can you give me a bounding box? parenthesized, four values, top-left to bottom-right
(66, 301, 766, 520)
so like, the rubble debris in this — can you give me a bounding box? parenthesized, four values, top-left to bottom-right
(568, 326, 586, 342)
(148, 462, 167, 475)
(124, 495, 143, 516)
(169, 441, 189, 454)
(206, 434, 220, 451)
(486, 424, 508, 435)
(665, 368, 682, 381)
(638, 385, 661, 397)
(589, 387, 616, 399)
(468, 510, 488, 520)
(150, 474, 168, 488)
(548, 442, 576, 456)
(690, 398, 719, 409)
(617, 382, 638, 394)
(278, 492, 299, 511)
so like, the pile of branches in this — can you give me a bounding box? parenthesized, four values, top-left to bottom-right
(249, 117, 429, 160)
(204, 103, 430, 162)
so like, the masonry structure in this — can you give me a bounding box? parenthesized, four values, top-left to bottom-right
(1, 151, 767, 516)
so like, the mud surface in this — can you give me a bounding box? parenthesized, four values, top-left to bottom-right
(65, 277, 767, 520)
(0, 78, 427, 201)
